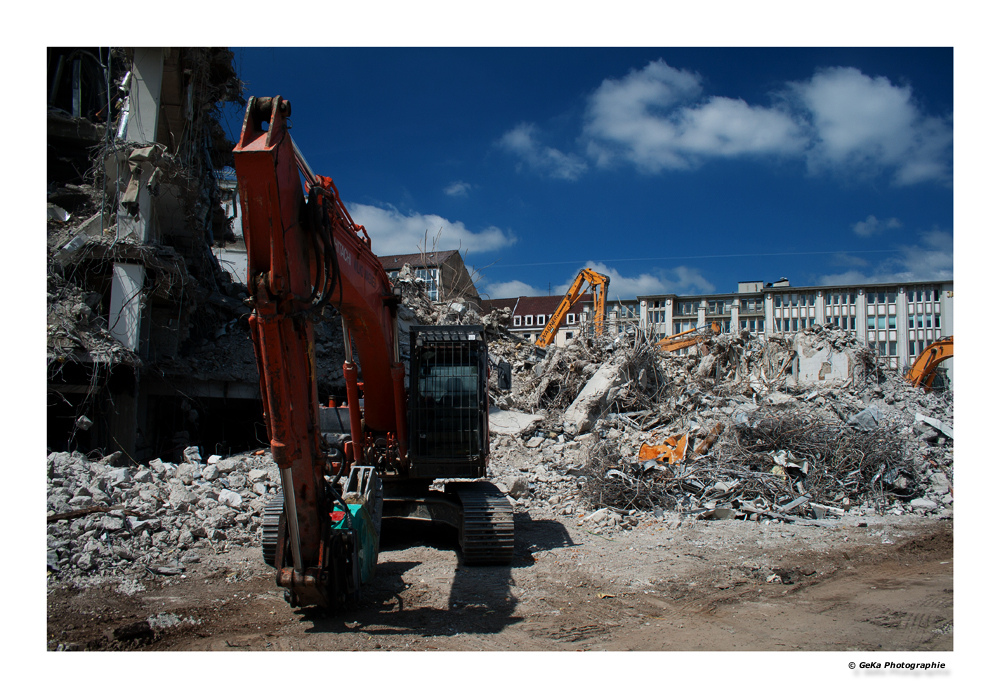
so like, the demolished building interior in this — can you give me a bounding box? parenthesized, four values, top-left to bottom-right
(48, 47, 261, 462)
(46, 47, 953, 593)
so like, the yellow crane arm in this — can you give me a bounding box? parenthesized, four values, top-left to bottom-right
(535, 268, 610, 348)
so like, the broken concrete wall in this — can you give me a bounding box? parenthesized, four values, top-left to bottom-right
(47, 47, 256, 463)
(789, 330, 854, 385)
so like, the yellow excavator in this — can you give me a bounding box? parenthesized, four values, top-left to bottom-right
(656, 322, 722, 353)
(535, 268, 609, 348)
(905, 336, 953, 390)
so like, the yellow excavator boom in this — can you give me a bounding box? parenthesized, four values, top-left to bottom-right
(905, 336, 953, 390)
(535, 268, 610, 348)
(656, 322, 721, 352)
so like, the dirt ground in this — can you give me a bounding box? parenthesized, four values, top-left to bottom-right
(47, 509, 952, 653)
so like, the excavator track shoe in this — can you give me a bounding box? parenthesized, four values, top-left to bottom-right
(452, 482, 514, 565)
(261, 490, 285, 568)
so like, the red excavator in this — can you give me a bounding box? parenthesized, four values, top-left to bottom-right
(233, 96, 512, 610)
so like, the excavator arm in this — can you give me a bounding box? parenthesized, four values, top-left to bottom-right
(905, 336, 953, 390)
(535, 268, 610, 348)
(233, 96, 512, 609)
(234, 96, 406, 606)
(656, 322, 721, 353)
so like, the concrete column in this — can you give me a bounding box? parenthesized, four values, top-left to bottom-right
(940, 282, 954, 384)
(896, 286, 907, 368)
(855, 289, 866, 342)
(764, 293, 774, 337)
(108, 263, 145, 351)
(117, 48, 164, 244)
(125, 48, 164, 144)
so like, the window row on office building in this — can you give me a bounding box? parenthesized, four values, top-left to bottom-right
(602, 279, 953, 372)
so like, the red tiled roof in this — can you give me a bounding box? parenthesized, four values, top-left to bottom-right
(483, 294, 592, 329)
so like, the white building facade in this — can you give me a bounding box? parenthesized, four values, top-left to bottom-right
(622, 279, 953, 382)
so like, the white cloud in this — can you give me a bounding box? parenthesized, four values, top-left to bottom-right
(819, 229, 953, 285)
(348, 202, 516, 256)
(581, 262, 715, 297)
(788, 67, 952, 185)
(444, 181, 472, 197)
(583, 60, 805, 172)
(508, 60, 950, 185)
(483, 279, 548, 299)
(499, 123, 588, 181)
(852, 214, 902, 237)
(486, 261, 714, 301)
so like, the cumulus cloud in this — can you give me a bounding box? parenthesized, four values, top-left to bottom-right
(788, 67, 952, 185)
(818, 229, 953, 285)
(499, 123, 588, 180)
(852, 214, 902, 237)
(508, 60, 950, 185)
(483, 279, 548, 299)
(484, 261, 714, 301)
(348, 202, 516, 256)
(444, 181, 472, 197)
(581, 261, 715, 297)
(584, 60, 805, 172)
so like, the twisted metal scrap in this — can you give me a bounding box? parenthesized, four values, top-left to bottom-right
(717, 407, 910, 508)
(580, 437, 794, 512)
(581, 406, 912, 514)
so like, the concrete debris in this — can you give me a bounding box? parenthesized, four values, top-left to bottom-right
(46, 449, 280, 587)
(563, 358, 626, 435)
(483, 322, 953, 531)
(847, 404, 884, 431)
(488, 406, 543, 435)
(915, 413, 954, 440)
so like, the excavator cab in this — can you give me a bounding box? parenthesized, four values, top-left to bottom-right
(408, 325, 490, 478)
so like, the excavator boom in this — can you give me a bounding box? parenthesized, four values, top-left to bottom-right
(656, 322, 721, 353)
(905, 336, 953, 390)
(535, 268, 610, 348)
(233, 96, 512, 609)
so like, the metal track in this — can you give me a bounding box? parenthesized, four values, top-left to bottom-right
(454, 482, 514, 565)
(261, 491, 284, 568)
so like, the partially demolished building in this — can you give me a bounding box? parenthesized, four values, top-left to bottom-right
(47, 47, 260, 463)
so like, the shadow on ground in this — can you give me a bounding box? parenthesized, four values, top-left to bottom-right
(299, 510, 579, 637)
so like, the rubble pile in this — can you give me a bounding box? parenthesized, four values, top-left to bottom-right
(487, 322, 954, 526)
(46, 448, 280, 587)
(47, 268, 140, 368)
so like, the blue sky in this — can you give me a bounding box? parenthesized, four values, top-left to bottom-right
(223, 47, 953, 302)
